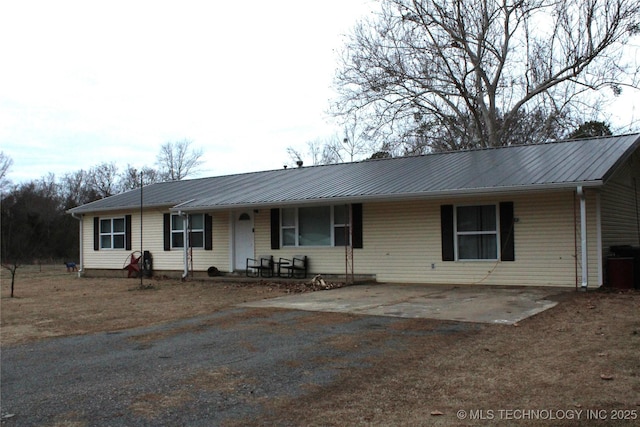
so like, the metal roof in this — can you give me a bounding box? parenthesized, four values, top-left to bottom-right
(68, 133, 640, 214)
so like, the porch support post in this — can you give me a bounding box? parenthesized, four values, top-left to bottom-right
(179, 211, 189, 279)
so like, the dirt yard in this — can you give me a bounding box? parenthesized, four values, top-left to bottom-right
(2, 265, 639, 425)
(0, 265, 296, 346)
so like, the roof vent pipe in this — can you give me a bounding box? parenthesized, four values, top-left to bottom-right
(296, 160, 303, 168)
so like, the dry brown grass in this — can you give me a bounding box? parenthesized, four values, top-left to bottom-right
(251, 291, 640, 426)
(2, 265, 640, 426)
(0, 264, 289, 346)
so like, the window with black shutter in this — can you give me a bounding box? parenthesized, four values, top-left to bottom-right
(440, 202, 515, 261)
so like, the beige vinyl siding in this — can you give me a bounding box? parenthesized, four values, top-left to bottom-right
(82, 211, 136, 270)
(160, 211, 230, 272)
(82, 188, 609, 287)
(583, 193, 600, 287)
(210, 212, 232, 272)
(254, 191, 583, 287)
(363, 193, 579, 286)
(601, 152, 640, 252)
(489, 192, 577, 287)
(82, 209, 230, 273)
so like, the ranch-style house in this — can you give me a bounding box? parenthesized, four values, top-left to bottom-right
(68, 133, 640, 289)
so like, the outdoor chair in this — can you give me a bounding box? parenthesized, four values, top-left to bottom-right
(279, 255, 308, 279)
(246, 255, 273, 278)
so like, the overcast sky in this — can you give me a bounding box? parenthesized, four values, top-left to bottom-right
(0, 0, 374, 183)
(1, 0, 638, 185)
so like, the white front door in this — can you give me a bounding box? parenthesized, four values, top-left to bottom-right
(234, 212, 254, 271)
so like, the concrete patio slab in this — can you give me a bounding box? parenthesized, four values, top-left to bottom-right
(240, 283, 566, 324)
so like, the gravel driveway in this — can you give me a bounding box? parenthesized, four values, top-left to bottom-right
(1, 306, 476, 426)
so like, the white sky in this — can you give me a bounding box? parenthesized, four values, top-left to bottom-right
(1, 0, 638, 184)
(0, 0, 374, 183)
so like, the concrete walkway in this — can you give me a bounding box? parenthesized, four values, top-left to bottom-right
(241, 283, 567, 324)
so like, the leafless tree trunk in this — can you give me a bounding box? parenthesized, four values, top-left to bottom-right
(332, 0, 639, 152)
(340, 118, 371, 162)
(2, 262, 19, 298)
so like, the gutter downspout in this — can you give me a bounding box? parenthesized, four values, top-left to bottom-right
(178, 211, 189, 279)
(577, 186, 588, 290)
(596, 191, 603, 287)
(71, 212, 83, 278)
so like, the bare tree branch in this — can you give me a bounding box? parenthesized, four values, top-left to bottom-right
(156, 139, 204, 181)
(89, 162, 119, 198)
(332, 0, 640, 151)
(0, 151, 13, 193)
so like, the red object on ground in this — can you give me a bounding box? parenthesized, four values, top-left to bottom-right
(124, 254, 141, 278)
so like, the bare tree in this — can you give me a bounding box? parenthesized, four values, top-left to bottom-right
(286, 119, 372, 168)
(60, 169, 99, 208)
(89, 162, 120, 198)
(319, 137, 345, 164)
(119, 165, 162, 192)
(339, 118, 372, 162)
(1, 180, 66, 297)
(332, 0, 640, 151)
(1, 191, 24, 297)
(156, 139, 204, 181)
(0, 151, 13, 193)
(287, 137, 344, 167)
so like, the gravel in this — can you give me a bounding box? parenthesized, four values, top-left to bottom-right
(1, 307, 467, 426)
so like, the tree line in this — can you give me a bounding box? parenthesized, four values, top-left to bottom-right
(1, 140, 203, 294)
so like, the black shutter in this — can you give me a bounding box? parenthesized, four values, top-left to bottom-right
(500, 202, 515, 261)
(204, 214, 213, 250)
(441, 205, 454, 261)
(125, 215, 132, 250)
(270, 208, 280, 250)
(93, 217, 100, 251)
(163, 213, 171, 251)
(352, 203, 363, 249)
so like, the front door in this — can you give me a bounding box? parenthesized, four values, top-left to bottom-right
(234, 212, 254, 271)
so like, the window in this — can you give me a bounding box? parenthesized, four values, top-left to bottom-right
(455, 205, 498, 260)
(441, 202, 513, 262)
(299, 206, 330, 246)
(189, 214, 204, 248)
(281, 206, 350, 247)
(282, 207, 296, 246)
(171, 213, 204, 248)
(100, 218, 125, 249)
